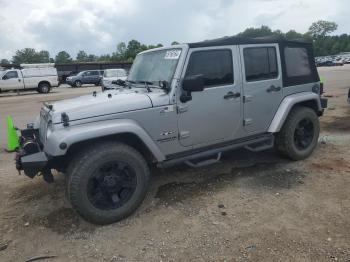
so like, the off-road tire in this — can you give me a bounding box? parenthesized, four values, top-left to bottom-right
(74, 80, 82, 87)
(275, 106, 319, 160)
(37, 82, 51, 93)
(67, 142, 150, 225)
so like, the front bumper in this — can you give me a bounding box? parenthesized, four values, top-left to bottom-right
(15, 128, 48, 178)
(65, 79, 75, 86)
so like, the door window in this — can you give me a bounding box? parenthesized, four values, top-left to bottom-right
(89, 71, 99, 76)
(243, 47, 278, 82)
(185, 49, 233, 88)
(3, 71, 18, 79)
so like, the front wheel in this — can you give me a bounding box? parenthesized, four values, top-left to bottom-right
(67, 142, 150, 225)
(74, 80, 82, 88)
(275, 106, 320, 160)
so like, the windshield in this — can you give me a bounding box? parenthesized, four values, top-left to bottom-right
(104, 70, 119, 78)
(127, 49, 181, 84)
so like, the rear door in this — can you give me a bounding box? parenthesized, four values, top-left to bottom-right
(82, 71, 97, 84)
(240, 44, 283, 134)
(0, 70, 23, 90)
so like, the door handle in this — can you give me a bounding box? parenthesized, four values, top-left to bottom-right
(224, 91, 240, 99)
(18, 79, 21, 82)
(266, 85, 281, 93)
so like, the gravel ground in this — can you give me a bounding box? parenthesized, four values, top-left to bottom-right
(0, 68, 349, 262)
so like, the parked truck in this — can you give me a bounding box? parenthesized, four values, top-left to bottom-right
(0, 63, 59, 93)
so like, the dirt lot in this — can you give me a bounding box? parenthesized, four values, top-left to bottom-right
(0, 69, 349, 262)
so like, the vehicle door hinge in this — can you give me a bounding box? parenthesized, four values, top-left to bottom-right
(177, 105, 188, 114)
(243, 118, 253, 126)
(179, 131, 190, 139)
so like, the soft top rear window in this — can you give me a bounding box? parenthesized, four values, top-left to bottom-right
(280, 43, 319, 87)
(284, 47, 311, 77)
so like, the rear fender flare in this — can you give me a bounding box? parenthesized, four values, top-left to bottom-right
(268, 92, 322, 133)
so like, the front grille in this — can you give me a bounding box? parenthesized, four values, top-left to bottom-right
(39, 108, 49, 143)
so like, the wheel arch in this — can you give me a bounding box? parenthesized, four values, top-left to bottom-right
(38, 80, 51, 88)
(44, 119, 166, 165)
(268, 92, 322, 133)
(65, 133, 158, 165)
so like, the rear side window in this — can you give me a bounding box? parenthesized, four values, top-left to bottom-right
(284, 47, 311, 77)
(243, 47, 278, 82)
(185, 49, 233, 87)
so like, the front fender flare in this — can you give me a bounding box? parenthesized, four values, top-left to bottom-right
(268, 92, 322, 133)
(44, 119, 165, 161)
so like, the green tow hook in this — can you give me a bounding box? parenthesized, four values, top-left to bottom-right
(6, 115, 19, 152)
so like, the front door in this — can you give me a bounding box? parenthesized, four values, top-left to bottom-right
(0, 70, 22, 90)
(239, 44, 283, 134)
(178, 47, 242, 147)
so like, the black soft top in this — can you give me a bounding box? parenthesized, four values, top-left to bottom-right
(188, 35, 319, 87)
(188, 36, 312, 48)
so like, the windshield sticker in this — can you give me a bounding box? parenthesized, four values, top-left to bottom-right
(164, 50, 181, 59)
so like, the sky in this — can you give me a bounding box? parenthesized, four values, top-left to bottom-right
(0, 0, 348, 60)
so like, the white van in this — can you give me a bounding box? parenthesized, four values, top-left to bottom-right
(0, 63, 59, 93)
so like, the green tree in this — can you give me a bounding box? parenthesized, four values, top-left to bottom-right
(86, 54, 98, 62)
(76, 50, 88, 62)
(125, 40, 143, 60)
(308, 20, 338, 38)
(98, 54, 111, 62)
(285, 30, 304, 39)
(0, 59, 10, 64)
(12, 48, 51, 64)
(111, 42, 127, 61)
(55, 51, 72, 63)
(37, 50, 50, 63)
(12, 48, 37, 64)
(238, 25, 274, 38)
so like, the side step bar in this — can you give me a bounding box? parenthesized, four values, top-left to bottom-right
(185, 152, 222, 168)
(159, 134, 274, 168)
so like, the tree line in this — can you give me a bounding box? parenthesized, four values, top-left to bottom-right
(1, 20, 349, 65)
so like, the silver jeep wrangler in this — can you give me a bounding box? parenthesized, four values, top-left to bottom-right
(16, 36, 327, 224)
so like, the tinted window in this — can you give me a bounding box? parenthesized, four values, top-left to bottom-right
(243, 47, 278, 82)
(4, 71, 18, 79)
(284, 47, 311, 77)
(89, 71, 99, 76)
(185, 49, 233, 87)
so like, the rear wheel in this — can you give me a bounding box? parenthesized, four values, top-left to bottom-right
(67, 142, 150, 225)
(37, 82, 51, 93)
(275, 106, 319, 160)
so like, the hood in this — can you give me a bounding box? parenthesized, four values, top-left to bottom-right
(103, 76, 125, 81)
(49, 89, 152, 123)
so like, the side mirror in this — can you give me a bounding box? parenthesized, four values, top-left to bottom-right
(2, 75, 8, 80)
(182, 74, 204, 92)
(180, 74, 204, 103)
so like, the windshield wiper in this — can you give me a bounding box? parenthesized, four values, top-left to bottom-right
(134, 80, 156, 92)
